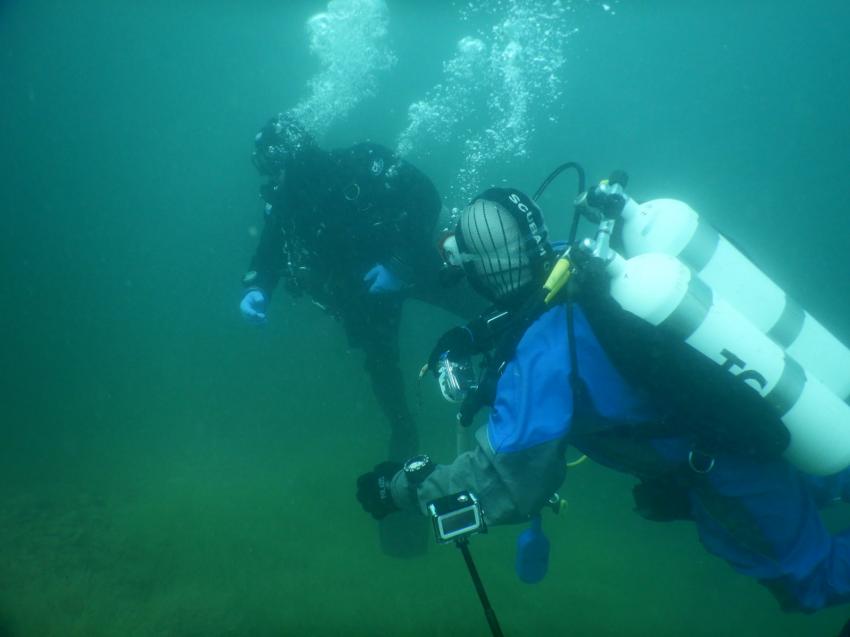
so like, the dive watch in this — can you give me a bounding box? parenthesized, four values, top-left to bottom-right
(403, 454, 435, 487)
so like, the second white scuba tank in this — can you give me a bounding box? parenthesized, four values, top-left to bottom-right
(617, 196, 850, 402)
(603, 250, 850, 476)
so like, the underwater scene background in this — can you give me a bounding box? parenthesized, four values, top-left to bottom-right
(1, 0, 849, 635)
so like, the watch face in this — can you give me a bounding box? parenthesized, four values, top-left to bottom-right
(405, 454, 431, 475)
(404, 455, 434, 487)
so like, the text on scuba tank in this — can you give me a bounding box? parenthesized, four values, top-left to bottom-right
(719, 348, 768, 391)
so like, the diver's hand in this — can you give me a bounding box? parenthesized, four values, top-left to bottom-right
(356, 461, 402, 520)
(427, 326, 475, 374)
(239, 288, 268, 325)
(363, 263, 405, 294)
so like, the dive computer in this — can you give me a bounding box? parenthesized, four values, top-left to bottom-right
(403, 454, 435, 487)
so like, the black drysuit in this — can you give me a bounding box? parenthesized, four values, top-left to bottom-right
(244, 142, 478, 459)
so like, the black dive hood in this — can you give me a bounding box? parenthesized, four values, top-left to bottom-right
(455, 187, 557, 308)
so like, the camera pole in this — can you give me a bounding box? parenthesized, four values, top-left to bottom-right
(455, 536, 505, 637)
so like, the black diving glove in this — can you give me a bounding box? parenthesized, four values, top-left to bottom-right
(427, 326, 476, 374)
(356, 462, 402, 520)
(427, 307, 515, 374)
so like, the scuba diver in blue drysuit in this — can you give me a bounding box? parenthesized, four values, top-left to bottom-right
(356, 186, 850, 615)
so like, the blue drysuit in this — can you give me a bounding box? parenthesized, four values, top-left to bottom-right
(392, 303, 850, 612)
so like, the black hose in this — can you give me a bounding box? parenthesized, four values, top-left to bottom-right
(532, 161, 586, 202)
(534, 160, 590, 417)
(532, 161, 586, 245)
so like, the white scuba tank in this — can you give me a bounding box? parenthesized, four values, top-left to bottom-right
(617, 197, 850, 402)
(604, 250, 850, 476)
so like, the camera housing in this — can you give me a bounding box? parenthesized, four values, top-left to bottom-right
(437, 353, 478, 404)
(427, 491, 485, 543)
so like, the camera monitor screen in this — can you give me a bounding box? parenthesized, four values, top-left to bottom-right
(438, 505, 481, 540)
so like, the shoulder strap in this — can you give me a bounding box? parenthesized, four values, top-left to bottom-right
(565, 301, 592, 416)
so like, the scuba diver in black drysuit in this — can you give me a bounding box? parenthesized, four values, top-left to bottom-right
(240, 113, 482, 557)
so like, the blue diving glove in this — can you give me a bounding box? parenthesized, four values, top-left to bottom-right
(363, 263, 405, 295)
(239, 288, 268, 325)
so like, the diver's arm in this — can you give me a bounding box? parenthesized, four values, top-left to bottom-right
(242, 208, 284, 294)
(391, 306, 573, 525)
(381, 158, 444, 290)
(390, 428, 566, 526)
